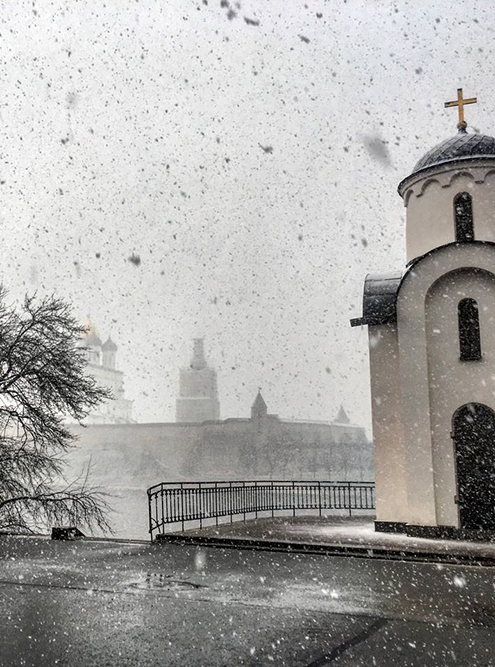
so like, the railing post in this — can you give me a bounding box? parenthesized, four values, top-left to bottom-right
(255, 481, 258, 519)
(161, 488, 165, 536)
(199, 482, 203, 530)
(155, 490, 159, 535)
(348, 482, 352, 517)
(229, 482, 233, 524)
(243, 482, 246, 522)
(271, 481, 274, 518)
(318, 481, 322, 517)
(215, 482, 219, 526)
(148, 489, 153, 542)
(181, 483, 185, 532)
(292, 481, 296, 517)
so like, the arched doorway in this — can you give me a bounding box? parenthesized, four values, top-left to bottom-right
(453, 403, 495, 530)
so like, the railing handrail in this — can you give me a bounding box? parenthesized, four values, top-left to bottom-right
(147, 479, 374, 493)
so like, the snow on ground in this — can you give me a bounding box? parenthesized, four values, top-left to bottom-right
(173, 516, 495, 559)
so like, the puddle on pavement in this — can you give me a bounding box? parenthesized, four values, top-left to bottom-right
(128, 573, 206, 591)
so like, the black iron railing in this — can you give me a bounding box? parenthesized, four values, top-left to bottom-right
(147, 480, 375, 541)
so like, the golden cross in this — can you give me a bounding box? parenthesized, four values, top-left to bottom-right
(445, 88, 477, 131)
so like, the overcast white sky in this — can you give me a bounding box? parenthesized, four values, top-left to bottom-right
(1, 0, 494, 425)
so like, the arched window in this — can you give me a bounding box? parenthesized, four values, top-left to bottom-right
(458, 298, 481, 361)
(454, 192, 474, 242)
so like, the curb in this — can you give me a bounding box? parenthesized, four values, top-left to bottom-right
(156, 533, 495, 567)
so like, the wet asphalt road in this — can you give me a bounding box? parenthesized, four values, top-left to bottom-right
(0, 536, 495, 666)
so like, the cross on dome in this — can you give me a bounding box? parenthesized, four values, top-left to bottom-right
(444, 88, 477, 132)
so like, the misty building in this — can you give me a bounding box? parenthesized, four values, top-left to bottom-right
(72, 320, 134, 425)
(176, 339, 220, 423)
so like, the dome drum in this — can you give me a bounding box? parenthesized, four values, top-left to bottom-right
(398, 131, 495, 262)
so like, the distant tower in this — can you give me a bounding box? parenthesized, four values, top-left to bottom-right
(335, 405, 350, 424)
(176, 339, 220, 423)
(251, 389, 268, 420)
(102, 337, 118, 370)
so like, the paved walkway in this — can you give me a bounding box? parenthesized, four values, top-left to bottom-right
(2, 534, 495, 665)
(163, 516, 495, 564)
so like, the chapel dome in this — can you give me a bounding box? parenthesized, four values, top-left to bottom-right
(412, 131, 495, 175)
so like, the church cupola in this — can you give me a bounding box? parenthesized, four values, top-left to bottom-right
(398, 89, 495, 262)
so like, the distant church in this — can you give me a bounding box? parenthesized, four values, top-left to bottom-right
(353, 89, 495, 536)
(74, 320, 134, 424)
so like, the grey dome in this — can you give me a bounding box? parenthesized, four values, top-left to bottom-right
(413, 132, 495, 174)
(102, 336, 118, 351)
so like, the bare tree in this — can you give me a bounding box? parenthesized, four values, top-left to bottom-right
(0, 288, 112, 534)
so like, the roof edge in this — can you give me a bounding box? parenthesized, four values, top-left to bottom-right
(352, 240, 495, 328)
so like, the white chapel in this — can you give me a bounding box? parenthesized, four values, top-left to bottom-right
(353, 89, 495, 536)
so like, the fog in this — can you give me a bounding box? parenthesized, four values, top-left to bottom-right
(1, 0, 492, 426)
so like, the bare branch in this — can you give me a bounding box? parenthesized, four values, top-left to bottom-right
(0, 288, 112, 534)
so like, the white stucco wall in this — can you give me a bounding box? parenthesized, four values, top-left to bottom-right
(396, 242, 495, 527)
(400, 163, 495, 262)
(368, 324, 408, 522)
(425, 268, 495, 526)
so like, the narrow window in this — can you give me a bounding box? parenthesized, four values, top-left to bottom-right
(454, 192, 474, 242)
(458, 298, 481, 361)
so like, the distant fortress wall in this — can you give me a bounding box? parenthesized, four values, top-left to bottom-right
(68, 408, 373, 490)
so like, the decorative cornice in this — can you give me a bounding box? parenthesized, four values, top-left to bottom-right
(400, 163, 495, 206)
